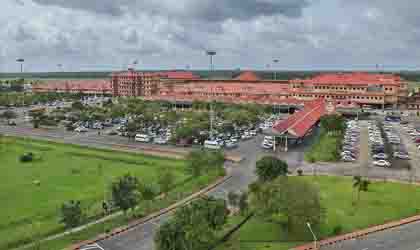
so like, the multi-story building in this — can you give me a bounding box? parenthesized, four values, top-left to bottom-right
(32, 79, 112, 95)
(154, 72, 408, 109)
(111, 69, 198, 97)
(111, 69, 160, 97)
(289, 72, 408, 108)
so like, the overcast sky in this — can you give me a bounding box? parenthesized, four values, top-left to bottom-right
(1, 0, 420, 72)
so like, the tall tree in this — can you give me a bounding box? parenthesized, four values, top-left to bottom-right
(139, 183, 157, 213)
(111, 174, 140, 214)
(255, 156, 288, 182)
(250, 178, 324, 238)
(353, 175, 370, 205)
(155, 197, 228, 250)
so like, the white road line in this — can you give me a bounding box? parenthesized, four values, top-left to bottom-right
(95, 243, 106, 250)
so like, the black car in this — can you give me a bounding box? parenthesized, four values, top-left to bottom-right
(7, 120, 16, 126)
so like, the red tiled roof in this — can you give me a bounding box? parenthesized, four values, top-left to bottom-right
(291, 72, 402, 86)
(272, 99, 327, 137)
(234, 71, 261, 81)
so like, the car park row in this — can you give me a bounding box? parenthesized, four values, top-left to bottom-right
(341, 120, 360, 162)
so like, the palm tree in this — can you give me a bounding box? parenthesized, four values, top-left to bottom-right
(353, 176, 370, 205)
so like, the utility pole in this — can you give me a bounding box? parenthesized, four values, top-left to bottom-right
(206, 50, 216, 138)
(17, 58, 24, 73)
(273, 59, 279, 80)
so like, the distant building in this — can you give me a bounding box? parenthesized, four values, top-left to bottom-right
(111, 69, 199, 97)
(148, 72, 408, 109)
(32, 79, 112, 95)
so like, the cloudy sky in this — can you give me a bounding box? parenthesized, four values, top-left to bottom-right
(1, 0, 420, 72)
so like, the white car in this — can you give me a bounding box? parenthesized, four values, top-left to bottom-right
(373, 153, 388, 160)
(342, 155, 356, 162)
(261, 140, 274, 149)
(135, 134, 152, 143)
(153, 137, 168, 144)
(373, 160, 391, 167)
(75, 126, 88, 132)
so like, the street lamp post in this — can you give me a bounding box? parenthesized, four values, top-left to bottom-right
(16, 58, 25, 73)
(273, 59, 279, 80)
(306, 222, 318, 250)
(206, 50, 216, 76)
(206, 50, 216, 137)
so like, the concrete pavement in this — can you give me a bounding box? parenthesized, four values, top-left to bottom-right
(319, 220, 420, 250)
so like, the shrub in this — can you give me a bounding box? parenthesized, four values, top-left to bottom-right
(297, 169, 303, 176)
(20, 152, 34, 163)
(332, 225, 343, 235)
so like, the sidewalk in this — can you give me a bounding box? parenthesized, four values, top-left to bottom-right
(294, 214, 420, 250)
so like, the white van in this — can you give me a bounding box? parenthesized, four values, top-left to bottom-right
(204, 140, 222, 150)
(135, 134, 152, 143)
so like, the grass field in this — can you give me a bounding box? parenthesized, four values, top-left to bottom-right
(218, 176, 420, 250)
(0, 137, 200, 249)
(304, 133, 341, 162)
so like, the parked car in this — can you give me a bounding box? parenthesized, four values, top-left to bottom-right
(154, 137, 168, 145)
(342, 155, 356, 162)
(75, 126, 88, 132)
(135, 134, 152, 143)
(106, 130, 118, 136)
(204, 140, 222, 150)
(373, 153, 388, 160)
(373, 160, 391, 167)
(393, 152, 410, 160)
(7, 120, 16, 126)
(225, 140, 239, 149)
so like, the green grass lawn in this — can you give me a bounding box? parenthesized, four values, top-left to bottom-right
(0, 137, 200, 249)
(304, 133, 341, 162)
(217, 176, 420, 250)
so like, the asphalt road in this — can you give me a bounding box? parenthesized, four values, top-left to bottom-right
(322, 221, 420, 250)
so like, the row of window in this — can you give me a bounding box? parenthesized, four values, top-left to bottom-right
(293, 93, 384, 100)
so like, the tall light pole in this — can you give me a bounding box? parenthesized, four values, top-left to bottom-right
(273, 59, 279, 80)
(206, 50, 216, 77)
(306, 222, 318, 250)
(16, 58, 24, 73)
(206, 50, 216, 137)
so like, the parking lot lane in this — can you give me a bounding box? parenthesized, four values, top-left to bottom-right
(397, 126, 420, 182)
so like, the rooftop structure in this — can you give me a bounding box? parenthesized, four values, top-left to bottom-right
(271, 99, 328, 138)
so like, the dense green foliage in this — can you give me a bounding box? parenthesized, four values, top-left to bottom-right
(305, 115, 345, 162)
(111, 174, 141, 213)
(250, 177, 324, 237)
(255, 156, 288, 182)
(155, 197, 228, 250)
(186, 149, 225, 177)
(218, 176, 420, 250)
(59, 200, 84, 229)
